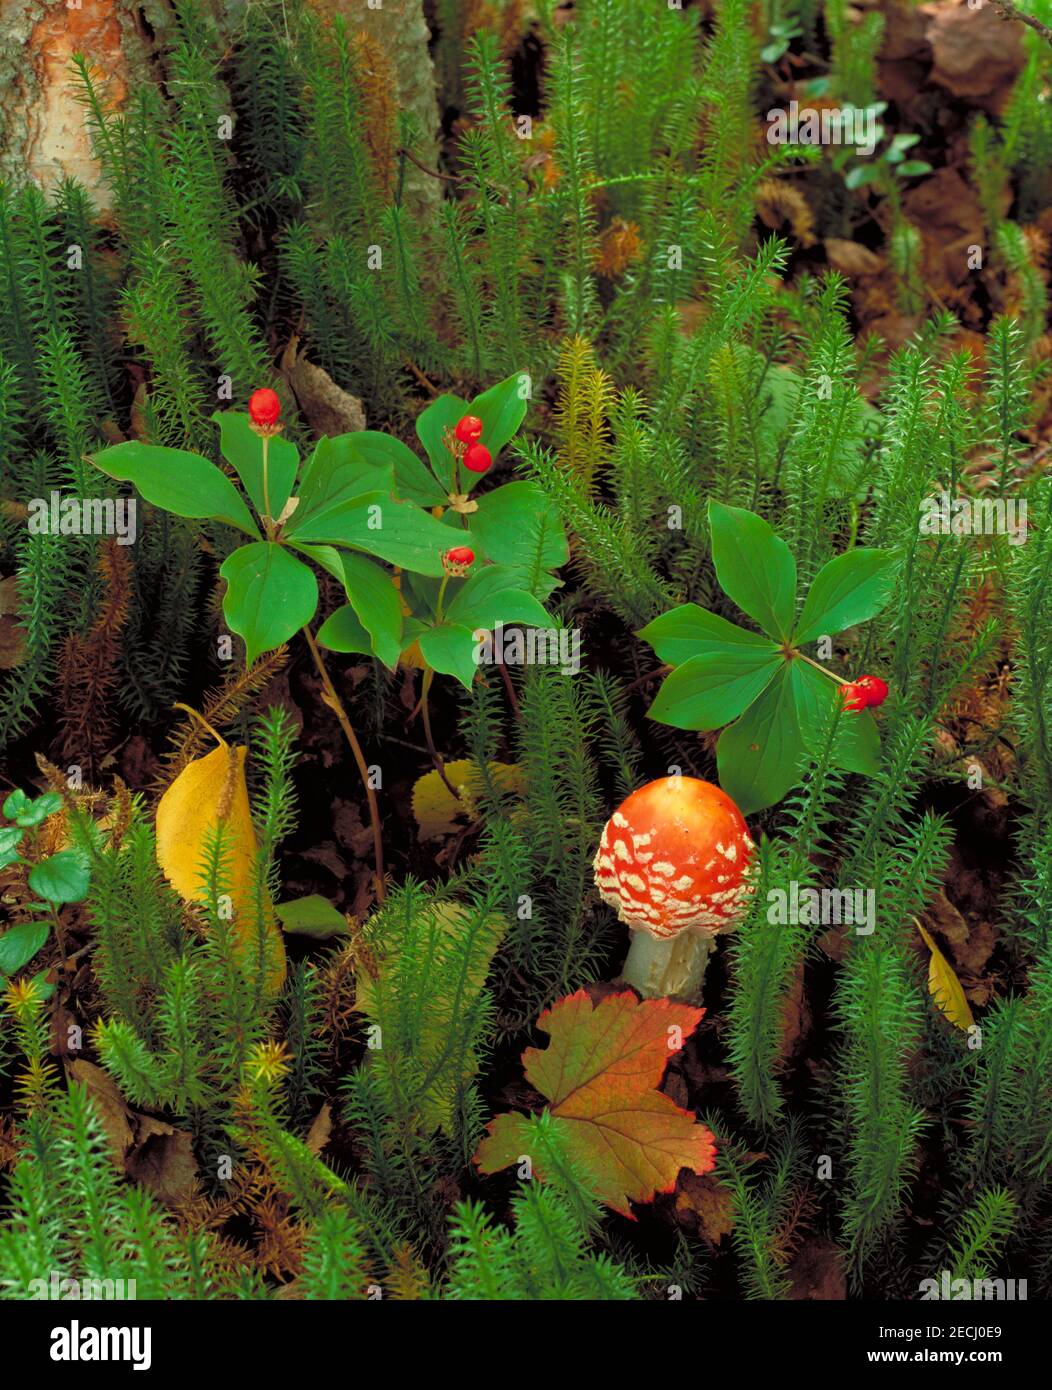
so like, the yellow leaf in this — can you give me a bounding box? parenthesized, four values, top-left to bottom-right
(411, 759, 523, 842)
(915, 919, 973, 1031)
(156, 721, 286, 994)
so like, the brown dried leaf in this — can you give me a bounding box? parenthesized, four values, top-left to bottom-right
(65, 1058, 134, 1167)
(306, 1103, 333, 1156)
(0, 576, 27, 670)
(925, 0, 1025, 108)
(125, 1117, 198, 1206)
(674, 1170, 735, 1245)
(281, 337, 367, 438)
(825, 238, 884, 278)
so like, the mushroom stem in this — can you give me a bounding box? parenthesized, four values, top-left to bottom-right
(621, 928, 714, 1002)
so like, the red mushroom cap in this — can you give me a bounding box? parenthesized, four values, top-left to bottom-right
(593, 776, 755, 940)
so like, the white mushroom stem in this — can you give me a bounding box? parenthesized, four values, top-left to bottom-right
(621, 928, 715, 1002)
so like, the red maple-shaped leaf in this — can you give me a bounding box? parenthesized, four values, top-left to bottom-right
(474, 989, 716, 1217)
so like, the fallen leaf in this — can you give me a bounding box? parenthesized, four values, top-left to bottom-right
(675, 1170, 734, 1245)
(306, 1102, 333, 1155)
(411, 759, 524, 841)
(915, 918, 974, 1031)
(281, 336, 367, 438)
(825, 238, 884, 278)
(924, 0, 1024, 109)
(65, 1058, 134, 1167)
(276, 894, 350, 939)
(156, 717, 285, 992)
(475, 990, 717, 1216)
(0, 576, 27, 670)
(125, 1117, 198, 1206)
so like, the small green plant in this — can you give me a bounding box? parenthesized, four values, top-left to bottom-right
(0, 788, 89, 986)
(90, 373, 565, 894)
(839, 122, 933, 194)
(638, 501, 895, 812)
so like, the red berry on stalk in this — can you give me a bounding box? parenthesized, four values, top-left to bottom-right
(454, 415, 484, 445)
(840, 682, 869, 712)
(445, 545, 475, 568)
(855, 674, 889, 708)
(841, 674, 889, 711)
(463, 443, 492, 474)
(248, 388, 281, 428)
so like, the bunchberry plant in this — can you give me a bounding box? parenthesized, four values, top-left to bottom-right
(639, 501, 895, 812)
(0, 789, 89, 988)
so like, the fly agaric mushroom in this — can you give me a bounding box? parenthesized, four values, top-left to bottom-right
(593, 776, 755, 1001)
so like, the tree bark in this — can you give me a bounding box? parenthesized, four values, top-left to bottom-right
(326, 0, 442, 217)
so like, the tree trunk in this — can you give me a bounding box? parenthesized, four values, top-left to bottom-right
(327, 0, 441, 217)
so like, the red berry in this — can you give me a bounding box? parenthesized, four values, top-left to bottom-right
(463, 443, 492, 474)
(454, 415, 483, 445)
(248, 388, 281, 427)
(855, 674, 889, 708)
(840, 681, 869, 712)
(445, 545, 475, 567)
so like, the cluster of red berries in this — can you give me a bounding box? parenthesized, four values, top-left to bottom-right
(248, 387, 282, 433)
(453, 415, 491, 473)
(840, 674, 889, 711)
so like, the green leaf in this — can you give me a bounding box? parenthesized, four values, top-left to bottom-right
(716, 668, 806, 814)
(469, 372, 530, 459)
(220, 542, 319, 666)
(638, 603, 777, 666)
(89, 441, 260, 538)
(793, 548, 895, 645)
(0, 846, 23, 871)
(286, 490, 466, 576)
(470, 482, 567, 597)
(276, 895, 350, 939)
(415, 393, 468, 492)
(29, 971, 55, 1001)
(287, 541, 344, 582)
(293, 436, 394, 532)
(212, 412, 299, 522)
(419, 623, 480, 689)
(334, 551, 403, 669)
(0, 920, 50, 975)
(3, 790, 30, 819)
(0, 826, 24, 855)
(648, 648, 784, 732)
(316, 604, 373, 657)
(15, 792, 63, 828)
(897, 160, 932, 178)
(445, 566, 551, 630)
(709, 501, 797, 640)
(341, 431, 447, 507)
(845, 164, 879, 190)
(791, 660, 880, 775)
(28, 850, 90, 905)
(716, 659, 881, 813)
